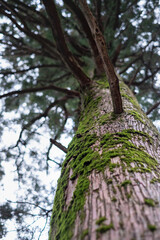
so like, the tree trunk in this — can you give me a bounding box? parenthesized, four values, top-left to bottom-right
(49, 76, 160, 240)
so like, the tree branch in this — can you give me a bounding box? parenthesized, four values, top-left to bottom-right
(0, 85, 80, 99)
(0, 64, 63, 75)
(9, 0, 50, 27)
(50, 139, 68, 153)
(67, 35, 91, 57)
(112, 43, 122, 65)
(7, 200, 52, 214)
(63, 0, 104, 74)
(128, 68, 160, 87)
(128, 66, 141, 87)
(47, 143, 62, 167)
(95, 0, 103, 32)
(119, 55, 142, 74)
(113, 0, 121, 31)
(0, 1, 58, 59)
(47, 157, 62, 167)
(146, 101, 160, 115)
(38, 73, 71, 84)
(12, 96, 73, 148)
(80, 0, 123, 114)
(42, 0, 91, 88)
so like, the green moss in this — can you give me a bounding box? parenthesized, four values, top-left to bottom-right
(110, 163, 120, 172)
(99, 113, 111, 125)
(50, 126, 157, 239)
(96, 76, 109, 89)
(128, 110, 145, 124)
(81, 229, 89, 239)
(144, 198, 156, 207)
(100, 129, 157, 173)
(121, 180, 132, 187)
(107, 179, 113, 184)
(126, 192, 132, 199)
(49, 80, 158, 239)
(78, 95, 101, 134)
(96, 217, 106, 225)
(112, 186, 117, 194)
(51, 126, 156, 239)
(148, 224, 157, 232)
(120, 82, 142, 110)
(49, 127, 101, 239)
(120, 85, 148, 124)
(111, 197, 117, 202)
(96, 223, 114, 233)
(51, 90, 103, 236)
(99, 112, 123, 125)
(49, 175, 90, 240)
(68, 134, 100, 180)
(150, 177, 160, 184)
(121, 93, 140, 110)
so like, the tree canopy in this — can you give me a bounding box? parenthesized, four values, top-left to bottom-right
(0, 0, 159, 239)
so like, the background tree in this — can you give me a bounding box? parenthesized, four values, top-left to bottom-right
(0, 0, 160, 239)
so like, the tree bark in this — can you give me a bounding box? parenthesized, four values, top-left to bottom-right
(49, 77, 160, 240)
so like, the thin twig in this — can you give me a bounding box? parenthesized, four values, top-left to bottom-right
(11, 96, 71, 149)
(47, 157, 62, 167)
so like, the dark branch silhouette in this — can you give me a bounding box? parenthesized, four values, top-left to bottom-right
(80, 0, 123, 114)
(0, 85, 80, 99)
(146, 101, 160, 115)
(0, 0, 58, 59)
(0, 64, 64, 75)
(12, 96, 72, 148)
(50, 139, 68, 153)
(63, 0, 104, 74)
(42, 0, 91, 87)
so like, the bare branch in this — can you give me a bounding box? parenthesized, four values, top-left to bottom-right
(38, 216, 48, 240)
(63, 0, 104, 74)
(80, 0, 123, 114)
(119, 55, 142, 74)
(146, 101, 160, 115)
(95, 0, 103, 32)
(7, 200, 52, 214)
(0, 64, 64, 76)
(46, 142, 62, 167)
(114, 0, 121, 31)
(67, 35, 91, 57)
(9, 0, 50, 26)
(129, 68, 160, 87)
(112, 43, 122, 65)
(47, 157, 62, 167)
(0, 1, 58, 59)
(50, 139, 68, 153)
(12, 96, 72, 148)
(0, 85, 80, 99)
(42, 0, 91, 87)
(128, 66, 141, 87)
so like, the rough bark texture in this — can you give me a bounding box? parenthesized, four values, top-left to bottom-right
(49, 77, 160, 240)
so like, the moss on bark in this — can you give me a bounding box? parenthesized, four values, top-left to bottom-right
(49, 78, 160, 240)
